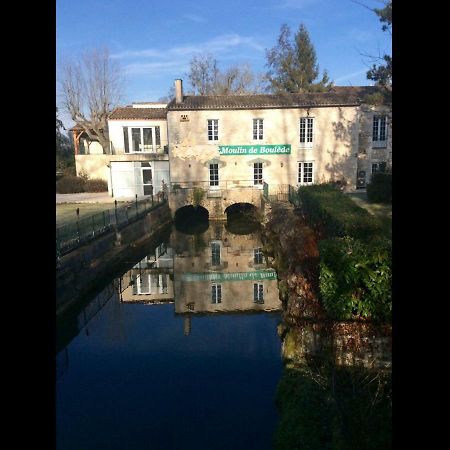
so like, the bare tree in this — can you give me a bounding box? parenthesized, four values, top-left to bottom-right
(59, 48, 124, 153)
(188, 53, 220, 95)
(187, 53, 264, 95)
(214, 64, 256, 95)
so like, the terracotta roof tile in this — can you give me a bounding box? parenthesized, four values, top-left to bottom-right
(167, 86, 378, 111)
(109, 107, 167, 120)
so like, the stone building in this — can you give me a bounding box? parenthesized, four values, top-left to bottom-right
(166, 79, 391, 218)
(73, 102, 170, 198)
(73, 79, 391, 210)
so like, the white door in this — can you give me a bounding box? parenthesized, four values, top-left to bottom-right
(111, 162, 136, 198)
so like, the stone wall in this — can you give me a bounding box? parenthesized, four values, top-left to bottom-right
(56, 203, 172, 316)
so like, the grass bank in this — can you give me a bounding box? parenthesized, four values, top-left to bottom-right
(56, 202, 130, 228)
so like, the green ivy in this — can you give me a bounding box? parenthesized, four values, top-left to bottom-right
(192, 187, 205, 207)
(319, 237, 392, 321)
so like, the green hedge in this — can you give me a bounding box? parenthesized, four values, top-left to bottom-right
(56, 175, 86, 194)
(367, 172, 392, 204)
(319, 236, 391, 321)
(84, 178, 108, 192)
(56, 176, 108, 193)
(298, 184, 383, 241)
(297, 184, 391, 321)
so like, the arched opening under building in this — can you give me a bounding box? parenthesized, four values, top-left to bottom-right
(225, 203, 260, 235)
(174, 205, 209, 234)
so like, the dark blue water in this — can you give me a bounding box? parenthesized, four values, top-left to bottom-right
(56, 287, 283, 450)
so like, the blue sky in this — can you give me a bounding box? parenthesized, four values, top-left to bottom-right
(57, 0, 391, 127)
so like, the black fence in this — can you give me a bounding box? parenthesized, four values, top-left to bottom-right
(263, 183, 301, 207)
(56, 195, 166, 258)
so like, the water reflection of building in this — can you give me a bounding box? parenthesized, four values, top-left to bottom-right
(172, 224, 282, 317)
(120, 242, 175, 304)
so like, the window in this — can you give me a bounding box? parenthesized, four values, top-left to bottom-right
(298, 162, 314, 185)
(254, 162, 263, 185)
(209, 163, 219, 186)
(372, 162, 387, 174)
(254, 248, 264, 264)
(158, 274, 168, 294)
(372, 116, 387, 147)
(211, 283, 222, 304)
(208, 119, 219, 141)
(254, 283, 264, 304)
(124, 126, 161, 153)
(300, 117, 314, 147)
(253, 119, 263, 140)
(211, 242, 221, 266)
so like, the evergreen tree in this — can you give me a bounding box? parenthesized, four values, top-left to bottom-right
(266, 23, 333, 93)
(366, 1, 392, 88)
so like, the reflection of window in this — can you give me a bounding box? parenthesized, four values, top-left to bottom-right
(211, 283, 222, 304)
(132, 273, 166, 294)
(211, 242, 221, 266)
(254, 163, 263, 185)
(254, 248, 263, 264)
(254, 283, 264, 303)
(159, 274, 168, 294)
(133, 274, 150, 294)
(253, 119, 263, 140)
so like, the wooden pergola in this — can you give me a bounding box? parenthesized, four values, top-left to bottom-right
(69, 125, 100, 155)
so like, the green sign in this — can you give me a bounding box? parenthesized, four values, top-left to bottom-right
(181, 270, 277, 282)
(218, 145, 291, 155)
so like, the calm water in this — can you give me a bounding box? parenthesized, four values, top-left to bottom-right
(56, 220, 284, 450)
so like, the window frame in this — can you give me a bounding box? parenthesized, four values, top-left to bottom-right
(298, 161, 314, 185)
(211, 241, 221, 266)
(372, 115, 388, 148)
(253, 162, 263, 186)
(125, 126, 161, 153)
(299, 117, 314, 148)
(253, 118, 264, 141)
(209, 163, 219, 188)
(207, 119, 219, 142)
(211, 283, 222, 304)
(253, 283, 264, 304)
(254, 248, 264, 265)
(371, 161, 387, 175)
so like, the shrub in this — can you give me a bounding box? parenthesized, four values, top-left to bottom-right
(367, 172, 392, 204)
(319, 236, 392, 321)
(192, 187, 205, 207)
(84, 178, 108, 192)
(56, 175, 86, 194)
(298, 184, 383, 241)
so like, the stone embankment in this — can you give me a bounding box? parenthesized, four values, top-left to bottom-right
(56, 202, 172, 316)
(261, 202, 392, 367)
(261, 202, 325, 324)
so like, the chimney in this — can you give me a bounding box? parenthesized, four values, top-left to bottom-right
(175, 79, 183, 104)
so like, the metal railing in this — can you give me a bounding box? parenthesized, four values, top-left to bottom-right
(170, 180, 264, 192)
(56, 194, 167, 259)
(263, 183, 301, 207)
